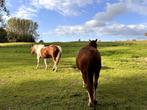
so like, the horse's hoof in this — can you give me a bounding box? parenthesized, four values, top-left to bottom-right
(94, 100, 97, 105)
(83, 85, 85, 88)
(88, 102, 94, 107)
(52, 69, 57, 72)
(83, 84, 87, 88)
(52, 68, 57, 72)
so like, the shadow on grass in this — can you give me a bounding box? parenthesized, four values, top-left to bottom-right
(0, 79, 70, 110)
(60, 64, 113, 71)
(0, 74, 147, 110)
(102, 66, 113, 70)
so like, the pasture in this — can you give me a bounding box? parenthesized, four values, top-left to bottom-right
(0, 41, 147, 110)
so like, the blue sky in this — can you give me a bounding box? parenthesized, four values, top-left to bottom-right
(6, 0, 147, 42)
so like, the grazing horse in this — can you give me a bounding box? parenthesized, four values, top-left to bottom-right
(31, 44, 62, 72)
(76, 39, 101, 107)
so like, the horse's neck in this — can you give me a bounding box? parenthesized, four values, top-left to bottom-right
(36, 46, 44, 56)
(87, 45, 97, 49)
(85, 45, 91, 48)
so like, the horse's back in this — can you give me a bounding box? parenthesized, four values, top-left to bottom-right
(76, 46, 101, 72)
(40, 47, 51, 58)
(40, 45, 59, 58)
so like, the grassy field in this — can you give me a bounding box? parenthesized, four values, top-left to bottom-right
(0, 41, 147, 110)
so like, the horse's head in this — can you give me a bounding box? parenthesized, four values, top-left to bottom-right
(31, 44, 45, 55)
(89, 39, 97, 48)
(31, 45, 35, 54)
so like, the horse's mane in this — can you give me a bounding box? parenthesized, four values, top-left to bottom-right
(33, 44, 45, 53)
(34, 44, 44, 48)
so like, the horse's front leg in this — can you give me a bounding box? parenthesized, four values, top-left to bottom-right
(36, 56, 40, 69)
(44, 58, 48, 70)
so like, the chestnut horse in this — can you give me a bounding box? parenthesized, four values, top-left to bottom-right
(76, 39, 101, 107)
(31, 44, 62, 72)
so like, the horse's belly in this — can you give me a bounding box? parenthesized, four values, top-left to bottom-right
(42, 55, 51, 58)
(45, 56, 51, 58)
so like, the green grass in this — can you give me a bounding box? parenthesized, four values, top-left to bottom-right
(0, 41, 147, 110)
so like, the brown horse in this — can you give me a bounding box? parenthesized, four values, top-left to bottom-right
(76, 39, 101, 107)
(31, 44, 62, 71)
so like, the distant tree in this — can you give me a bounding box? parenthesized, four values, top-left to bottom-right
(0, 27, 7, 42)
(132, 39, 136, 41)
(39, 40, 44, 43)
(0, 0, 9, 28)
(6, 17, 39, 42)
(144, 33, 147, 36)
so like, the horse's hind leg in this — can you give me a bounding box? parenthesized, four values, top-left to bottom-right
(53, 61, 58, 72)
(53, 52, 62, 72)
(81, 72, 87, 88)
(87, 72, 95, 107)
(87, 82, 94, 107)
(53, 57, 60, 72)
(52, 57, 57, 72)
(81, 70, 94, 107)
(93, 69, 100, 104)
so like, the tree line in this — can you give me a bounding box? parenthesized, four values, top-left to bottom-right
(0, 0, 9, 27)
(6, 17, 38, 42)
(0, 17, 38, 42)
(0, 0, 38, 42)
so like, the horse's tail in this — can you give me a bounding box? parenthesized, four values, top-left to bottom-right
(87, 70, 94, 103)
(56, 45, 62, 65)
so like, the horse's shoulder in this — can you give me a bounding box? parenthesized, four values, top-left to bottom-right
(80, 45, 89, 50)
(47, 45, 55, 48)
(49, 44, 55, 47)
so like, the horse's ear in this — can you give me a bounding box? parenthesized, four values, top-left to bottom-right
(30, 44, 35, 48)
(95, 39, 97, 42)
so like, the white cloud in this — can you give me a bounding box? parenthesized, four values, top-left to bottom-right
(95, 23, 147, 36)
(9, 0, 147, 40)
(51, 23, 147, 37)
(31, 0, 94, 16)
(85, 2, 127, 28)
(121, 0, 147, 15)
(14, 5, 38, 19)
(13, 0, 147, 19)
(48, 1, 147, 38)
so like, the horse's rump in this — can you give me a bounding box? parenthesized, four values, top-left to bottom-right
(76, 46, 101, 71)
